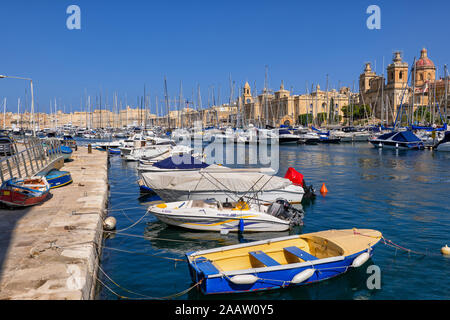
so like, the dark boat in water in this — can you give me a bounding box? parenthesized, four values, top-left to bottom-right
(370, 130, 424, 149)
(0, 177, 50, 207)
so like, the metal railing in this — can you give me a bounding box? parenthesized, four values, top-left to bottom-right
(0, 137, 64, 184)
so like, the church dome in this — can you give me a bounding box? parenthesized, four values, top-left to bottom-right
(415, 48, 435, 68)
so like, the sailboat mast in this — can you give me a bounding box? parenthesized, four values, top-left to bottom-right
(445, 65, 449, 123)
(164, 76, 170, 130)
(411, 57, 417, 126)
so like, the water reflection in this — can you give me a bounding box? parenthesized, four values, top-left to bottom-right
(99, 141, 450, 300)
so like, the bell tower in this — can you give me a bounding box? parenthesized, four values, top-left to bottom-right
(243, 82, 253, 104)
(359, 62, 377, 94)
(386, 52, 409, 89)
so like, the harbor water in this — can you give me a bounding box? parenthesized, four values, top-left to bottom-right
(97, 142, 450, 300)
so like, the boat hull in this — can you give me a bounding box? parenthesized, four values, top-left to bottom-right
(436, 142, 450, 152)
(0, 190, 49, 207)
(0, 177, 50, 207)
(186, 229, 381, 294)
(45, 171, 73, 189)
(188, 249, 374, 295)
(151, 212, 290, 232)
(370, 140, 424, 149)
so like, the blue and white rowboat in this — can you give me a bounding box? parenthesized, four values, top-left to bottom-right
(186, 228, 382, 295)
(39, 170, 73, 189)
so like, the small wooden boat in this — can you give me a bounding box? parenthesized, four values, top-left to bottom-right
(186, 228, 382, 294)
(108, 148, 121, 155)
(39, 169, 72, 189)
(0, 177, 50, 207)
(60, 146, 73, 160)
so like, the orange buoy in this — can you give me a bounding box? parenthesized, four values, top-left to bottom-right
(320, 183, 328, 195)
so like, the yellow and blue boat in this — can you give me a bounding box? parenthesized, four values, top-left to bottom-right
(40, 169, 73, 189)
(186, 228, 382, 294)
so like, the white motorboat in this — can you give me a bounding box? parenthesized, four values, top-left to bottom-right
(93, 140, 123, 150)
(147, 198, 304, 232)
(435, 131, 450, 151)
(118, 133, 148, 155)
(331, 130, 371, 142)
(136, 145, 195, 166)
(140, 168, 304, 204)
(293, 128, 321, 144)
(277, 129, 301, 145)
(125, 145, 172, 161)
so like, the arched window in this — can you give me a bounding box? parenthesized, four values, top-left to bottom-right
(399, 71, 403, 79)
(420, 73, 424, 81)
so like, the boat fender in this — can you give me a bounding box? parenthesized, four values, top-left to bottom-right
(352, 252, 370, 268)
(103, 217, 117, 231)
(291, 268, 315, 284)
(441, 245, 450, 255)
(229, 274, 258, 285)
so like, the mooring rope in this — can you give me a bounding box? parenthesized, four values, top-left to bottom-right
(95, 260, 203, 300)
(352, 228, 441, 257)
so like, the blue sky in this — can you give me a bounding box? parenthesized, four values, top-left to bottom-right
(0, 0, 449, 115)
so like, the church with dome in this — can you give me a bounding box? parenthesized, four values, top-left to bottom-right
(359, 48, 448, 125)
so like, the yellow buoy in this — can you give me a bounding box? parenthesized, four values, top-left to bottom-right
(441, 245, 450, 255)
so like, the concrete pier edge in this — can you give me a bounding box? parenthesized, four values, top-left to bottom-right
(0, 146, 109, 300)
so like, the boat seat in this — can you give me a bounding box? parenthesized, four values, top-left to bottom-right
(249, 251, 280, 267)
(283, 246, 318, 261)
(194, 257, 220, 276)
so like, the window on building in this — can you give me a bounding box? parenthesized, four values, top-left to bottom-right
(399, 71, 403, 79)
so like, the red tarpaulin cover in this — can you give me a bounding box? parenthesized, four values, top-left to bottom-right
(284, 167, 304, 187)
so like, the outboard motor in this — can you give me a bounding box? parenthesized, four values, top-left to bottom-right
(267, 198, 304, 227)
(302, 184, 316, 200)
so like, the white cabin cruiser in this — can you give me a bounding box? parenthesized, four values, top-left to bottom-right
(140, 168, 305, 204)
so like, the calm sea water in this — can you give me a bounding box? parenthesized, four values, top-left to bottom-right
(96, 142, 450, 300)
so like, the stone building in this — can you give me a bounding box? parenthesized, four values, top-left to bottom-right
(359, 48, 447, 125)
(242, 81, 355, 127)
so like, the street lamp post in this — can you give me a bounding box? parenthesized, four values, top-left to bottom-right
(0, 74, 35, 135)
